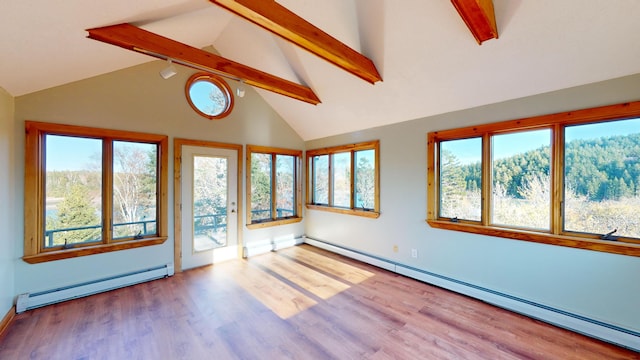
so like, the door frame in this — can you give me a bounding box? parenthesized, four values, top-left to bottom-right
(173, 138, 243, 272)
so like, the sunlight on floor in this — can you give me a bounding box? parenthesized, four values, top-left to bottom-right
(229, 246, 375, 319)
(281, 246, 375, 284)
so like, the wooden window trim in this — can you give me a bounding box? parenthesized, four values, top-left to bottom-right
(24, 121, 169, 264)
(426, 101, 640, 257)
(246, 145, 302, 229)
(306, 140, 380, 218)
(185, 73, 234, 120)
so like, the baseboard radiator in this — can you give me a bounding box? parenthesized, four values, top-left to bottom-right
(243, 236, 305, 258)
(16, 263, 174, 313)
(304, 237, 640, 352)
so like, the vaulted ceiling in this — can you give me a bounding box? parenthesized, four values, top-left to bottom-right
(2, 0, 640, 140)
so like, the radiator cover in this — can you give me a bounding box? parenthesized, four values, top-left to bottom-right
(304, 237, 640, 352)
(16, 263, 174, 313)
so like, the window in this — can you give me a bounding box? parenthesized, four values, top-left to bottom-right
(427, 101, 640, 257)
(246, 145, 302, 228)
(185, 73, 234, 120)
(24, 121, 168, 263)
(439, 137, 482, 221)
(564, 118, 640, 239)
(307, 140, 380, 218)
(312, 154, 329, 205)
(491, 129, 551, 230)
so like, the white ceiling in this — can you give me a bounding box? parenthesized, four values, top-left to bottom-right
(2, 0, 640, 140)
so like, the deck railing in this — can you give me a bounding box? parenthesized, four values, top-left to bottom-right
(44, 208, 295, 247)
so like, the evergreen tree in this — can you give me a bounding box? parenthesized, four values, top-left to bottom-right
(47, 184, 101, 246)
(440, 150, 466, 217)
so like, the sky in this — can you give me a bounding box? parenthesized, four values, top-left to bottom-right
(45, 117, 637, 171)
(46, 135, 101, 171)
(189, 80, 227, 116)
(45, 135, 154, 172)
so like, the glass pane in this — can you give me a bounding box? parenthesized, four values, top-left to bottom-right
(333, 152, 351, 207)
(564, 118, 640, 239)
(276, 154, 295, 218)
(491, 130, 551, 229)
(251, 153, 272, 222)
(193, 155, 228, 251)
(44, 135, 102, 248)
(313, 155, 329, 204)
(112, 141, 158, 239)
(188, 79, 229, 117)
(355, 149, 375, 209)
(439, 138, 482, 221)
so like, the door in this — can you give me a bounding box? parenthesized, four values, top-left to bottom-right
(180, 145, 239, 270)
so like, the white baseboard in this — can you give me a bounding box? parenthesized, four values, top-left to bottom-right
(16, 264, 173, 313)
(243, 236, 305, 258)
(304, 237, 640, 352)
(304, 237, 396, 271)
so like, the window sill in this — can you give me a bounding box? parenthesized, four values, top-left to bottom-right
(426, 220, 640, 257)
(306, 204, 380, 219)
(22, 237, 168, 264)
(246, 217, 303, 229)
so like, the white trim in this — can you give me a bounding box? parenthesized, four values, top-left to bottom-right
(304, 237, 396, 271)
(243, 236, 305, 257)
(273, 235, 305, 251)
(243, 239, 274, 258)
(304, 237, 640, 352)
(16, 264, 173, 313)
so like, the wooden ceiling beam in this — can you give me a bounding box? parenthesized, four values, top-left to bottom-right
(451, 0, 498, 44)
(86, 23, 321, 105)
(209, 0, 382, 84)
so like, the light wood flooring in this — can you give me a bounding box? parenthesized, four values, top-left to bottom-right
(0, 245, 637, 359)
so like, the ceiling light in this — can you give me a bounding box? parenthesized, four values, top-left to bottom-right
(236, 80, 245, 98)
(137, 48, 256, 100)
(159, 59, 177, 79)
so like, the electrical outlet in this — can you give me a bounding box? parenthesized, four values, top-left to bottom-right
(411, 248, 418, 258)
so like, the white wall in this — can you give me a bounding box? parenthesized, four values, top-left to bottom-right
(13, 61, 305, 294)
(0, 87, 16, 315)
(304, 74, 640, 333)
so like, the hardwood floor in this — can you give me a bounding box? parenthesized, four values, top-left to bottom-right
(1, 245, 637, 359)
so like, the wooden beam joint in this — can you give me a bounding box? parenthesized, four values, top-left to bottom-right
(210, 0, 382, 84)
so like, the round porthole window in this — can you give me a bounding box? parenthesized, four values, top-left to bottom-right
(185, 73, 234, 120)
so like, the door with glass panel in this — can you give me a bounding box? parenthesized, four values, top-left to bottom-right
(180, 145, 238, 270)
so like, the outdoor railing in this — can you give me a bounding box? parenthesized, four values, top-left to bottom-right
(45, 219, 158, 247)
(44, 208, 295, 247)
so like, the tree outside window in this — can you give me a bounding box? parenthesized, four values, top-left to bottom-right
(427, 101, 640, 257)
(246, 145, 302, 228)
(307, 140, 380, 218)
(24, 121, 168, 263)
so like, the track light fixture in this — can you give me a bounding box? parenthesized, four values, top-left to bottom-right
(236, 80, 246, 98)
(144, 49, 247, 97)
(159, 59, 177, 79)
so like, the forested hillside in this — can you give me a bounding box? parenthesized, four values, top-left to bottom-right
(457, 133, 640, 201)
(440, 132, 640, 236)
